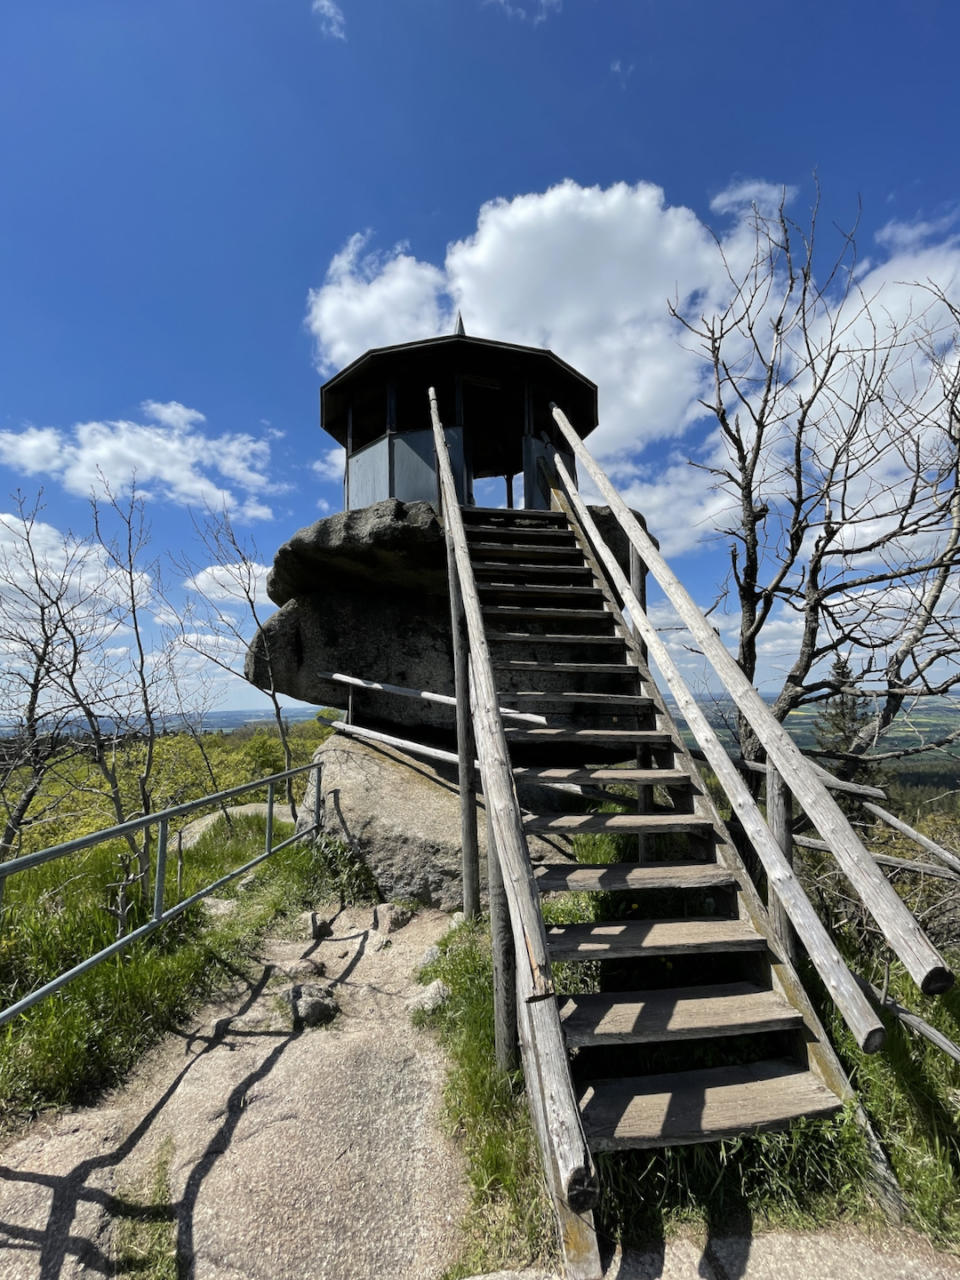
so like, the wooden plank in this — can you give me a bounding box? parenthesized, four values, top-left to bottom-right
(546, 918, 766, 961)
(863, 803, 960, 875)
(429, 391, 554, 1002)
(559, 982, 803, 1046)
(477, 582, 605, 598)
(503, 691, 653, 706)
(514, 765, 692, 786)
(766, 764, 797, 965)
(448, 561, 480, 919)
(552, 406, 953, 1000)
(548, 458, 887, 1054)
(579, 1060, 841, 1150)
(473, 561, 595, 578)
(464, 523, 575, 540)
(468, 541, 583, 559)
(496, 660, 633, 673)
(482, 604, 611, 620)
(487, 631, 624, 645)
(534, 861, 736, 893)
(505, 728, 673, 745)
(525, 812, 714, 834)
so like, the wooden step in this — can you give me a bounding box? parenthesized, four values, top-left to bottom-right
(514, 766, 693, 787)
(503, 691, 653, 707)
(496, 661, 634, 674)
(546, 918, 766, 961)
(559, 982, 804, 1047)
(473, 561, 594, 578)
(524, 812, 715, 835)
(462, 506, 567, 524)
(488, 632, 625, 646)
(579, 1060, 841, 1150)
(505, 728, 673, 745)
(482, 605, 611, 621)
(468, 541, 584, 560)
(478, 583, 605, 599)
(465, 524, 576, 542)
(534, 862, 736, 893)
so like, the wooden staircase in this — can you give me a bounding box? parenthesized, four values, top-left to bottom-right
(463, 503, 847, 1155)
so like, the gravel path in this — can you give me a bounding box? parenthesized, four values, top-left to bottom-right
(0, 905, 468, 1279)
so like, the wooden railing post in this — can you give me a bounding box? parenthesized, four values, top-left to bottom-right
(486, 803, 517, 1070)
(766, 763, 797, 966)
(452, 574, 480, 919)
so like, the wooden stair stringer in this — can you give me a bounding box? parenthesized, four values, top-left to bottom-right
(550, 486, 857, 1107)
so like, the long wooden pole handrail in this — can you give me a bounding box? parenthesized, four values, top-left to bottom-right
(551, 404, 953, 997)
(430, 390, 597, 1209)
(551, 455, 885, 1053)
(430, 391, 553, 1002)
(314, 668, 547, 725)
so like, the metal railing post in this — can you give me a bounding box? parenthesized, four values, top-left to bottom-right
(153, 818, 169, 921)
(312, 762, 322, 836)
(266, 781, 275, 854)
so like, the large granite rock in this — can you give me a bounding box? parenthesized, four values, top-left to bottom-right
(298, 735, 577, 910)
(245, 497, 655, 738)
(245, 499, 454, 735)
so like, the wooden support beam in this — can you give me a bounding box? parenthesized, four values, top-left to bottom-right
(549, 455, 884, 1053)
(766, 764, 797, 966)
(552, 404, 953, 999)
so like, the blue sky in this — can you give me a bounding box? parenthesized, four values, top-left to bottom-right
(2, 0, 959, 710)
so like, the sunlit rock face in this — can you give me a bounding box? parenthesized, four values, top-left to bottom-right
(245, 499, 456, 739)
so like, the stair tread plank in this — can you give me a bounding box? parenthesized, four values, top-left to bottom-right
(504, 691, 653, 705)
(468, 542, 584, 559)
(559, 983, 804, 1046)
(525, 812, 714, 834)
(478, 583, 604, 597)
(473, 562, 594, 577)
(546, 918, 766, 959)
(514, 766, 692, 786)
(505, 728, 673, 744)
(483, 605, 611, 619)
(495, 661, 633, 673)
(488, 632, 625, 645)
(534, 862, 736, 893)
(579, 1060, 841, 1149)
(465, 524, 575, 540)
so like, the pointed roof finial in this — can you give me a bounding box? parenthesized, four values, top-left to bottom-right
(454, 311, 466, 336)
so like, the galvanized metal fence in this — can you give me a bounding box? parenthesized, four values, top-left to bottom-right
(0, 762, 321, 1027)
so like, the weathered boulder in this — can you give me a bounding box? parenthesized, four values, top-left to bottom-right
(245, 499, 454, 735)
(298, 735, 577, 910)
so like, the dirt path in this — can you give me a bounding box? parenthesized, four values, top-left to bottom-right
(0, 905, 468, 1279)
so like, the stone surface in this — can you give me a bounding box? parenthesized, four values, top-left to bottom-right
(374, 902, 415, 934)
(245, 499, 455, 737)
(281, 981, 339, 1028)
(0, 908, 468, 1280)
(298, 735, 576, 910)
(408, 979, 451, 1014)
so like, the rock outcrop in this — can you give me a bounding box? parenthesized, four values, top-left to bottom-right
(244, 496, 650, 740)
(298, 735, 577, 909)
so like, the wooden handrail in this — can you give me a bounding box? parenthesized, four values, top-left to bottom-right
(551, 455, 885, 1053)
(551, 403, 953, 998)
(429, 389, 597, 1210)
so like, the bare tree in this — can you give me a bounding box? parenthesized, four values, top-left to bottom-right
(672, 192, 960, 769)
(176, 508, 298, 817)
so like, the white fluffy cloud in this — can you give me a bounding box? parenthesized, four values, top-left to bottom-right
(305, 178, 960, 565)
(0, 400, 279, 522)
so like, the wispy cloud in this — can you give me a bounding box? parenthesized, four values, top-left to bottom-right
(312, 0, 346, 40)
(0, 400, 281, 522)
(875, 208, 960, 252)
(486, 0, 562, 23)
(610, 58, 634, 89)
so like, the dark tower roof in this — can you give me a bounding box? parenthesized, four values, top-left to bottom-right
(321, 333, 598, 474)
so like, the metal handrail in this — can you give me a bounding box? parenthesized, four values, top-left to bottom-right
(0, 762, 321, 1027)
(550, 402, 953, 999)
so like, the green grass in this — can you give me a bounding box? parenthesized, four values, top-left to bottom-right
(0, 816, 366, 1125)
(111, 1138, 178, 1279)
(416, 920, 557, 1278)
